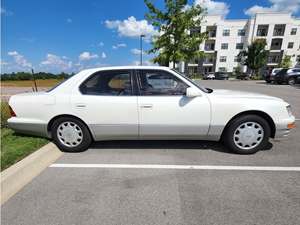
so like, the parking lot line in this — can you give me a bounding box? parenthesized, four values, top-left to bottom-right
(50, 164, 300, 171)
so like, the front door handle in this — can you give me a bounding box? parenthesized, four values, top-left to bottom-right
(140, 104, 153, 109)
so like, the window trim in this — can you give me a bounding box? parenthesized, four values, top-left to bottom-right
(78, 69, 135, 96)
(136, 69, 190, 96)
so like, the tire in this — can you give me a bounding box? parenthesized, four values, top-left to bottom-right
(276, 80, 283, 85)
(265, 80, 271, 83)
(288, 77, 296, 86)
(223, 115, 271, 154)
(51, 117, 92, 152)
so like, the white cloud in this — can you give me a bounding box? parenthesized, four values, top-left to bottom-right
(79, 51, 99, 61)
(0, 60, 9, 66)
(8, 51, 32, 68)
(98, 42, 104, 47)
(195, 0, 230, 17)
(105, 16, 158, 38)
(132, 60, 154, 66)
(66, 18, 72, 23)
(101, 52, 107, 59)
(112, 43, 127, 49)
(131, 48, 145, 55)
(40, 53, 72, 70)
(245, 0, 300, 16)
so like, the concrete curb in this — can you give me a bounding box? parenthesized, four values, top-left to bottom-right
(0, 142, 63, 205)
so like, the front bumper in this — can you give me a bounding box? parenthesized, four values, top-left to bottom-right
(7, 117, 50, 138)
(274, 116, 296, 140)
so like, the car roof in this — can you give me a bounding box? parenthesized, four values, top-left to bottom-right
(80, 66, 171, 74)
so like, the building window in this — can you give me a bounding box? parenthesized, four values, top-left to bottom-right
(234, 56, 241, 62)
(288, 42, 294, 49)
(218, 67, 226, 72)
(257, 25, 268, 36)
(206, 26, 217, 38)
(238, 29, 246, 36)
(223, 29, 230, 36)
(204, 41, 215, 51)
(221, 43, 228, 49)
(270, 38, 283, 50)
(220, 56, 227, 62)
(190, 27, 201, 36)
(236, 43, 244, 50)
(291, 28, 297, 35)
(273, 24, 285, 36)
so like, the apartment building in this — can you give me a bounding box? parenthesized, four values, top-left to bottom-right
(182, 13, 300, 75)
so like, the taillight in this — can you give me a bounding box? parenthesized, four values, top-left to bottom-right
(9, 105, 16, 117)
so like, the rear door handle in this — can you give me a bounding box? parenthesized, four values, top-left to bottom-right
(140, 104, 153, 109)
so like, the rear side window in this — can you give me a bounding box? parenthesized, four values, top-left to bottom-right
(79, 70, 132, 96)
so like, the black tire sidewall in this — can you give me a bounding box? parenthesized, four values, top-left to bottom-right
(224, 115, 271, 154)
(51, 117, 92, 152)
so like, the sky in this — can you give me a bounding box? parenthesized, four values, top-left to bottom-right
(1, 0, 300, 74)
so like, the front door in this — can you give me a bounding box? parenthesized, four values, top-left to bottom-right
(136, 69, 211, 139)
(71, 69, 138, 140)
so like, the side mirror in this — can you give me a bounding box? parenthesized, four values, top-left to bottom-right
(186, 87, 202, 97)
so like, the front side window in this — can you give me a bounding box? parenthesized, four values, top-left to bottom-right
(80, 70, 132, 96)
(138, 70, 188, 96)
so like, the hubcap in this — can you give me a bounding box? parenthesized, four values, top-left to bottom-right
(233, 122, 264, 150)
(57, 121, 83, 147)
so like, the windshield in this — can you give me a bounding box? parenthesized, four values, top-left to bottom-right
(171, 69, 210, 93)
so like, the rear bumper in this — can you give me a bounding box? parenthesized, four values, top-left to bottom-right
(7, 117, 50, 138)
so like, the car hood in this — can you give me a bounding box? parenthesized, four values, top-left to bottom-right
(210, 89, 284, 102)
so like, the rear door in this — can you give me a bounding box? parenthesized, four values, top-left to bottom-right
(71, 69, 138, 140)
(136, 69, 211, 139)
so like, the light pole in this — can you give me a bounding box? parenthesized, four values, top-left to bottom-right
(140, 34, 145, 65)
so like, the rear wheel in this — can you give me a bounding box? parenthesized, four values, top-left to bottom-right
(51, 117, 92, 152)
(223, 115, 271, 154)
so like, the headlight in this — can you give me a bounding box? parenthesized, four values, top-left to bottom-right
(286, 105, 293, 117)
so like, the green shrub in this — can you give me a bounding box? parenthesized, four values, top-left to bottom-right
(1, 101, 11, 128)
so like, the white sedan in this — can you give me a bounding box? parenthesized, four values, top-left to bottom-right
(8, 66, 295, 154)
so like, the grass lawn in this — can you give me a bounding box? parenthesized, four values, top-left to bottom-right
(1, 128, 49, 171)
(1, 79, 62, 87)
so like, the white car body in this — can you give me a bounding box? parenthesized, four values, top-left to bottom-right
(8, 66, 295, 150)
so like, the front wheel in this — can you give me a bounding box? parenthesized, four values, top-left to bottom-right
(288, 77, 296, 86)
(223, 115, 271, 154)
(51, 117, 92, 152)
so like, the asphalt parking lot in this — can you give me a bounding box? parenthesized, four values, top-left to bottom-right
(2, 80, 300, 225)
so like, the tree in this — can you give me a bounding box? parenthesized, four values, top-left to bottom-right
(144, 0, 207, 68)
(280, 55, 292, 68)
(239, 39, 268, 76)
